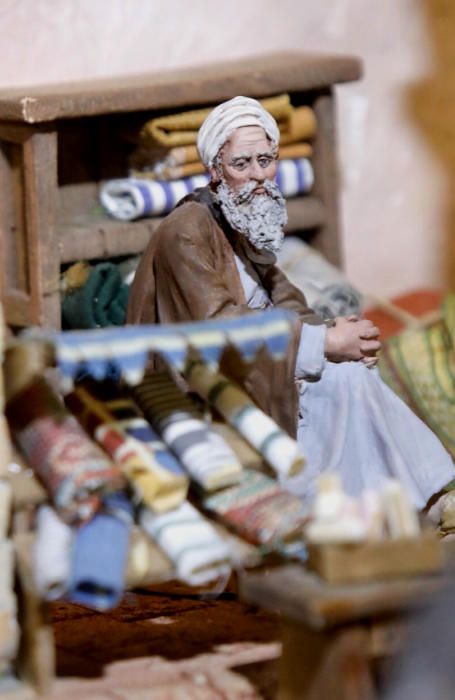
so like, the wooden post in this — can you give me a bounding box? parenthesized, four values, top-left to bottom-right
(278, 620, 376, 700)
(0, 123, 59, 328)
(311, 91, 343, 268)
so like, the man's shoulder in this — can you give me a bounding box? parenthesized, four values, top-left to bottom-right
(155, 198, 219, 244)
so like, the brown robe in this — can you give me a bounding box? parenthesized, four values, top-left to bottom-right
(127, 187, 324, 437)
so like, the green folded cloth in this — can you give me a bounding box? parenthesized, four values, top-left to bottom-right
(379, 294, 455, 460)
(62, 262, 129, 329)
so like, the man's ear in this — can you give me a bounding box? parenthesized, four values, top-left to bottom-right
(209, 166, 219, 183)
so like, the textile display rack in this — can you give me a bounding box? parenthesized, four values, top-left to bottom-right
(0, 308, 309, 697)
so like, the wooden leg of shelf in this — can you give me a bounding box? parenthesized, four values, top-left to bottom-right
(0, 123, 59, 329)
(312, 92, 343, 268)
(278, 620, 376, 700)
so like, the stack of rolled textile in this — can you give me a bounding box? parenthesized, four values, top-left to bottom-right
(3, 330, 310, 611)
(100, 93, 318, 221)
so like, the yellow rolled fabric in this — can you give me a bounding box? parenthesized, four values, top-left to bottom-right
(66, 386, 189, 513)
(140, 93, 293, 148)
(185, 363, 305, 479)
(279, 106, 317, 144)
(279, 142, 313, 159)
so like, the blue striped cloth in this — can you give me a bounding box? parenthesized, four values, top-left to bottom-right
(99, 158, 314, 221)
(52, 309, 296, 385)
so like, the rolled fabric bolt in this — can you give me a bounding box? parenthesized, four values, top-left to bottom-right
(6, 377, 124, 524)
(203, 469, 307, 547)
(139, 501, 232, 586)
(69, 492, 133, 611)
(66, 386, 189, 512)
(33, 505, 72, 601)
(185, 363, 304, 478)
(0, 480, 12, 539)
(133, 372, 242, 491)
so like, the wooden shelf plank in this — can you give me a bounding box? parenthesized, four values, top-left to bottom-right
(0, 52, 362, 123)
(58, 196, 326, 264)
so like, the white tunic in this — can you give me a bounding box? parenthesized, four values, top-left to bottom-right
(234, 254, 455, 508)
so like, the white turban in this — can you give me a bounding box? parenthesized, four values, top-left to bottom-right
(197, 96, 280, 168)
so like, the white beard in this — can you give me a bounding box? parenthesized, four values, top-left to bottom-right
(214, 178, 287, 254)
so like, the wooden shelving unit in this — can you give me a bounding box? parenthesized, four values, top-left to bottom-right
(0, 51, 362, 329)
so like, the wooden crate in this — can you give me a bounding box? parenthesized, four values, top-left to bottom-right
(307, 530, 443, 584)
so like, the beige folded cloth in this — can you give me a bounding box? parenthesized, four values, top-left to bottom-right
(140, 93, 294, 148)
(131, 141, 313, 181)
(279, 106, 317, 144)
(131, 160, 207, 181)
(126, 526, 173, 587)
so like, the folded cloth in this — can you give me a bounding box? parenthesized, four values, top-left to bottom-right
(33, 505, 72, 601)
(203, 469, 307, 547)
(129, 143, 313, 182)
(0, 481, 11, 539)
(139, 501, 231, 586)
(66, 385, 188, 512)
(133, 372, 242, 491)
(185, 362, 304, 479)
(277, 236, 364, 319)
(139, 94, 294, 148)
(68, 492, 133, 610)
(126, 526, 173, 587)
(100, 158, 314, 221)
(379, 294, 455, 460)
(62, 262, 129, 330)
(6, 377, 124, 524)
(279, 105, 317, 145)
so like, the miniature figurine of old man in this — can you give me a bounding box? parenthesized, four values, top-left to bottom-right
(127, 96, 454, 516)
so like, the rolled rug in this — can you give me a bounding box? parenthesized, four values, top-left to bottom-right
(133, 372, 242, 491)
(68, 492, 133, 611)
(185, 362, 304, 479)
(66, 385, 188, 512)
(100, 158, 314, 221)
(33, 505, 72, 601)
(139, 500, 232, 586)
(6, 377, 124, 524)
(203, 469, 307, 547)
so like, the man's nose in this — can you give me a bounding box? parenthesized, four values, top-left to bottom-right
(249, 160, 266, 181)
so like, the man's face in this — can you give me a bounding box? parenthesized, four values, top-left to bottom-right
(211, 125, 287, 254)
(210, 125, 277, 192)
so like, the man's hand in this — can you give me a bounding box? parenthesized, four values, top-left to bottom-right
(324, 316, 381, 365)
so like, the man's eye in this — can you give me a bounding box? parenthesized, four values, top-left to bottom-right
(258, 157, 273, 168)
(232, 160, 248, 171)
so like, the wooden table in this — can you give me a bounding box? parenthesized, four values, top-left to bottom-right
(239, 563, 447, 700)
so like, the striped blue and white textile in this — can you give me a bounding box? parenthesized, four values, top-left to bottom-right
(99, 158, 314, 221)
(133, 372, 242, 491)
(139, 501, 232, 586)
(52, 309, 296, 385)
